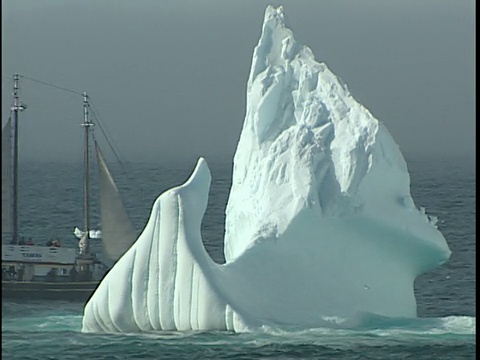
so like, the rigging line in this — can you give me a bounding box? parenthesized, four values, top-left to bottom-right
(91, 113, 128, 174)
(88, 100, 128, 174)
(18, 74, 84, 96)
(1, 113, 12, 131)
(2, 110, 13, 127)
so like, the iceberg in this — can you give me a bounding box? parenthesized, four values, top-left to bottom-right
(82, 5, 451, 333)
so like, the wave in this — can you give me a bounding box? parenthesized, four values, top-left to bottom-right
(2, 307, 474, 360)
(2, 300, 474, 345)
(250, 315, 475, 345)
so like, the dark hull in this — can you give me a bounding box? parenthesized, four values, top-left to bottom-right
(2, 280, 100, 302)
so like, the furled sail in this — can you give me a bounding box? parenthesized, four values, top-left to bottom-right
(73, 227, 102, 239)
(2, 118, 12, 236)
(95, 141, 136, 262)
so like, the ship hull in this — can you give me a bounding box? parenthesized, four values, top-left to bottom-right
(2, 280, 100, 302)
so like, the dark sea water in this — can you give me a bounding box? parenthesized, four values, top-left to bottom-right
(2, 156, 475, 359)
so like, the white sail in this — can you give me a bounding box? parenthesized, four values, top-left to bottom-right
(2, 118, 12, 236)
(95, 142, 136, 262)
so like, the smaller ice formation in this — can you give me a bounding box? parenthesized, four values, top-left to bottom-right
(82, 5, 451, 333)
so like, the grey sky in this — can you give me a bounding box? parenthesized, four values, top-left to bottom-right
(2, 0, 475, 164)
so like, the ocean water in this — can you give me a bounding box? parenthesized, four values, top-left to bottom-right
(2, 156, 475, 359)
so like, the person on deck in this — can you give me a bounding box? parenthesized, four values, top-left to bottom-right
(46, 268, 57, 282)
(8, 265, 16, 280)
(69, 266, 78, 282)
(17, 264, 25, 281)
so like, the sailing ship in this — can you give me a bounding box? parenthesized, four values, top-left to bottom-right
(1, 74, 137, 301)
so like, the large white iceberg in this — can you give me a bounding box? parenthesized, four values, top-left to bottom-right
(82, 5, 451, 333)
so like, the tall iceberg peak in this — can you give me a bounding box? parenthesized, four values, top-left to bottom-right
(225, 5, 409, 261)
(82, 5, 451, 333)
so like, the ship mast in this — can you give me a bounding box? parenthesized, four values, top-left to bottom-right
(10, 74, 26, 245)
(81, 91, 93, 256)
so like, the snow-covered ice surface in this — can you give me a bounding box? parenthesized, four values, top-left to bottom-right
(82, 5, 451, 333)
